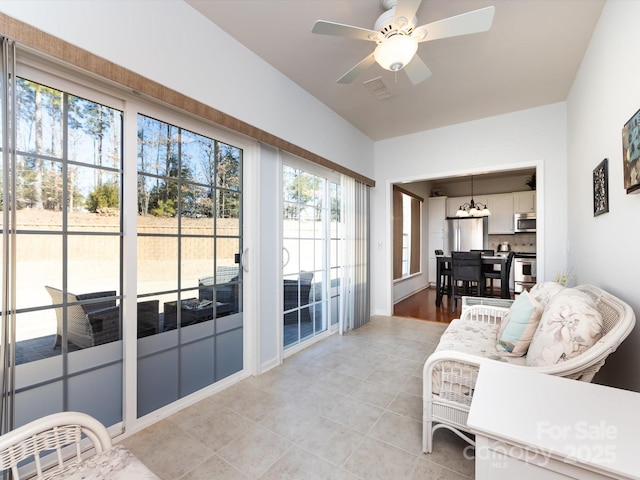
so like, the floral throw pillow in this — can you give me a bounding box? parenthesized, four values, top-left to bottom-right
(526, 288, 603, 367)
(528, 281, 565, 307)
(496, 291, 544, 356)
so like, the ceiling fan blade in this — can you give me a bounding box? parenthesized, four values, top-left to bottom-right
(337, 54, 376, 84)
(392, 0, 422, 28)
(413, 6, 495, 43)
(312, 20, 381, 42)
(403, 54, 432, 85)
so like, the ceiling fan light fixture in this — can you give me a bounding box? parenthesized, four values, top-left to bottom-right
(374, 35, 418, 71)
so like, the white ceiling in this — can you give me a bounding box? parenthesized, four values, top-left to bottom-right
(186, 0, 604, 142)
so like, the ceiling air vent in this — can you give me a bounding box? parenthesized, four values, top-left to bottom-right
(363, 77, 393, 100)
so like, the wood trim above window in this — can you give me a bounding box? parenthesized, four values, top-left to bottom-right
(0, 13, 375, 187)
(393, 185, 423, 202)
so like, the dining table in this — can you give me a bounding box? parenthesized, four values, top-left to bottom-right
(435, 254, 511, 306)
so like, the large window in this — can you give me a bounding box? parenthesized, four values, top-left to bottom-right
(136, 113, 243, 417)
(2, 71, 124, 428)
(393, 185, 422, 280)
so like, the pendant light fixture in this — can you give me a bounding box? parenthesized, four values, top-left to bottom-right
(455, 175, 491, 217)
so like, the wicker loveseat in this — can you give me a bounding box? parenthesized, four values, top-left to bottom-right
(422, 283, 636, 454)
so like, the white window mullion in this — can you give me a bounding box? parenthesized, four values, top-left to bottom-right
(121, 102, 140, 433)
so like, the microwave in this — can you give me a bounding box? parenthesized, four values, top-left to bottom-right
(514, 212, 536, 232)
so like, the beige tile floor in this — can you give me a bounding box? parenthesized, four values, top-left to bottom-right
(123, 315, 475, 479)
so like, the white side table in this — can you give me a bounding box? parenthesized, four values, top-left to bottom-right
(468, 362, 640, 480)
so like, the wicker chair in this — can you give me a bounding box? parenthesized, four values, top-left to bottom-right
(197, 266, 240, 317)
(422, 284, 636, 453)
(46, 286, 120, 349)
(46, 287, 159, 347)
(0, 411, 112, 479)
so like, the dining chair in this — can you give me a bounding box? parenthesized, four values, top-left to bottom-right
(483, 251, 515, 297)
(435, 249, 452, 300)
(471, 249, 497, 294)
(451, 251, 484, 312)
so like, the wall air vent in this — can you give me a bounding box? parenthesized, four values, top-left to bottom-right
(363, 77, 392, 100)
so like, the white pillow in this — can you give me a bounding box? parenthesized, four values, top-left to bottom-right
(526, 288, 603, 367)
(496, 291, 544, 356)
(528, 281, 565, 307)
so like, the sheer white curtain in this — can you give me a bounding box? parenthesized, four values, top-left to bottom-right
(339, 176, 370, 334)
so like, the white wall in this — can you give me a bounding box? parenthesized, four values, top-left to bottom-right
(0, 0, 374, 178)
(373, 103, 568, 316)
(566, 0, 640, 391)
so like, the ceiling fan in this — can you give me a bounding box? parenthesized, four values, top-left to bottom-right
(311, 0, 495, 86)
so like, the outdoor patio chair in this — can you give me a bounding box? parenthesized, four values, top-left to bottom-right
(283, 271, 314, 324)
(46, 286, 119, 349)
(198, 267, 240, 317)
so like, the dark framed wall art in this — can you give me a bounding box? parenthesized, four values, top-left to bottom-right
(622, 107, 640, 194)
(593, 158, 609, 217)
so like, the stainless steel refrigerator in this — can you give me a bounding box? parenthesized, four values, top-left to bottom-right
(444, 217, 489, 254)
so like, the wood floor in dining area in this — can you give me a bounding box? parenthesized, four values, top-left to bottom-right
(393, 286, 461, 323)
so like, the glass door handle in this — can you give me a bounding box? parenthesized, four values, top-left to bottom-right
(241, 247, 249, 273)
(282, 247, 290, 268)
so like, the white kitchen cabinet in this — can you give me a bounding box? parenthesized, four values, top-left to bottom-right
(428, 197, 446, 285)
(486, 193, 514, 234)
(513, 190, 536, 213)
(446, 196, 465, 217)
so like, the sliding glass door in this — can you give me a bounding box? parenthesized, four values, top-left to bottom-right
(282, 161, 340, 349)
(1, 46, 125, 431)
(0, 41, 249, 433)
(136, 113, 243, 417)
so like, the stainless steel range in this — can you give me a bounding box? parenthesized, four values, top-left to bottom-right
(513, 253, 537, 293)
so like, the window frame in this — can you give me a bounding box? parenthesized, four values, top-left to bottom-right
(393, 185, 423, 281)
(5, 51, 260, 434)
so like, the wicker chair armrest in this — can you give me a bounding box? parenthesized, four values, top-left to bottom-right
(459, 304, 510, 325)
(86, 305, 121, 345)
(423, 350, 488, 400)
(0, 411, 112, 478)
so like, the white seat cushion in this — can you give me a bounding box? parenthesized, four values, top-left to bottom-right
(431, 319, 525, 400)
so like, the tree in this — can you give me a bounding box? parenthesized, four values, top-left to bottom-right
(216, 144, 241, 218)
(68, 95, 116, 183)
(86, 182, 119, 213)
(151, 199, 176, 217)
(16, 78, 62, 210)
